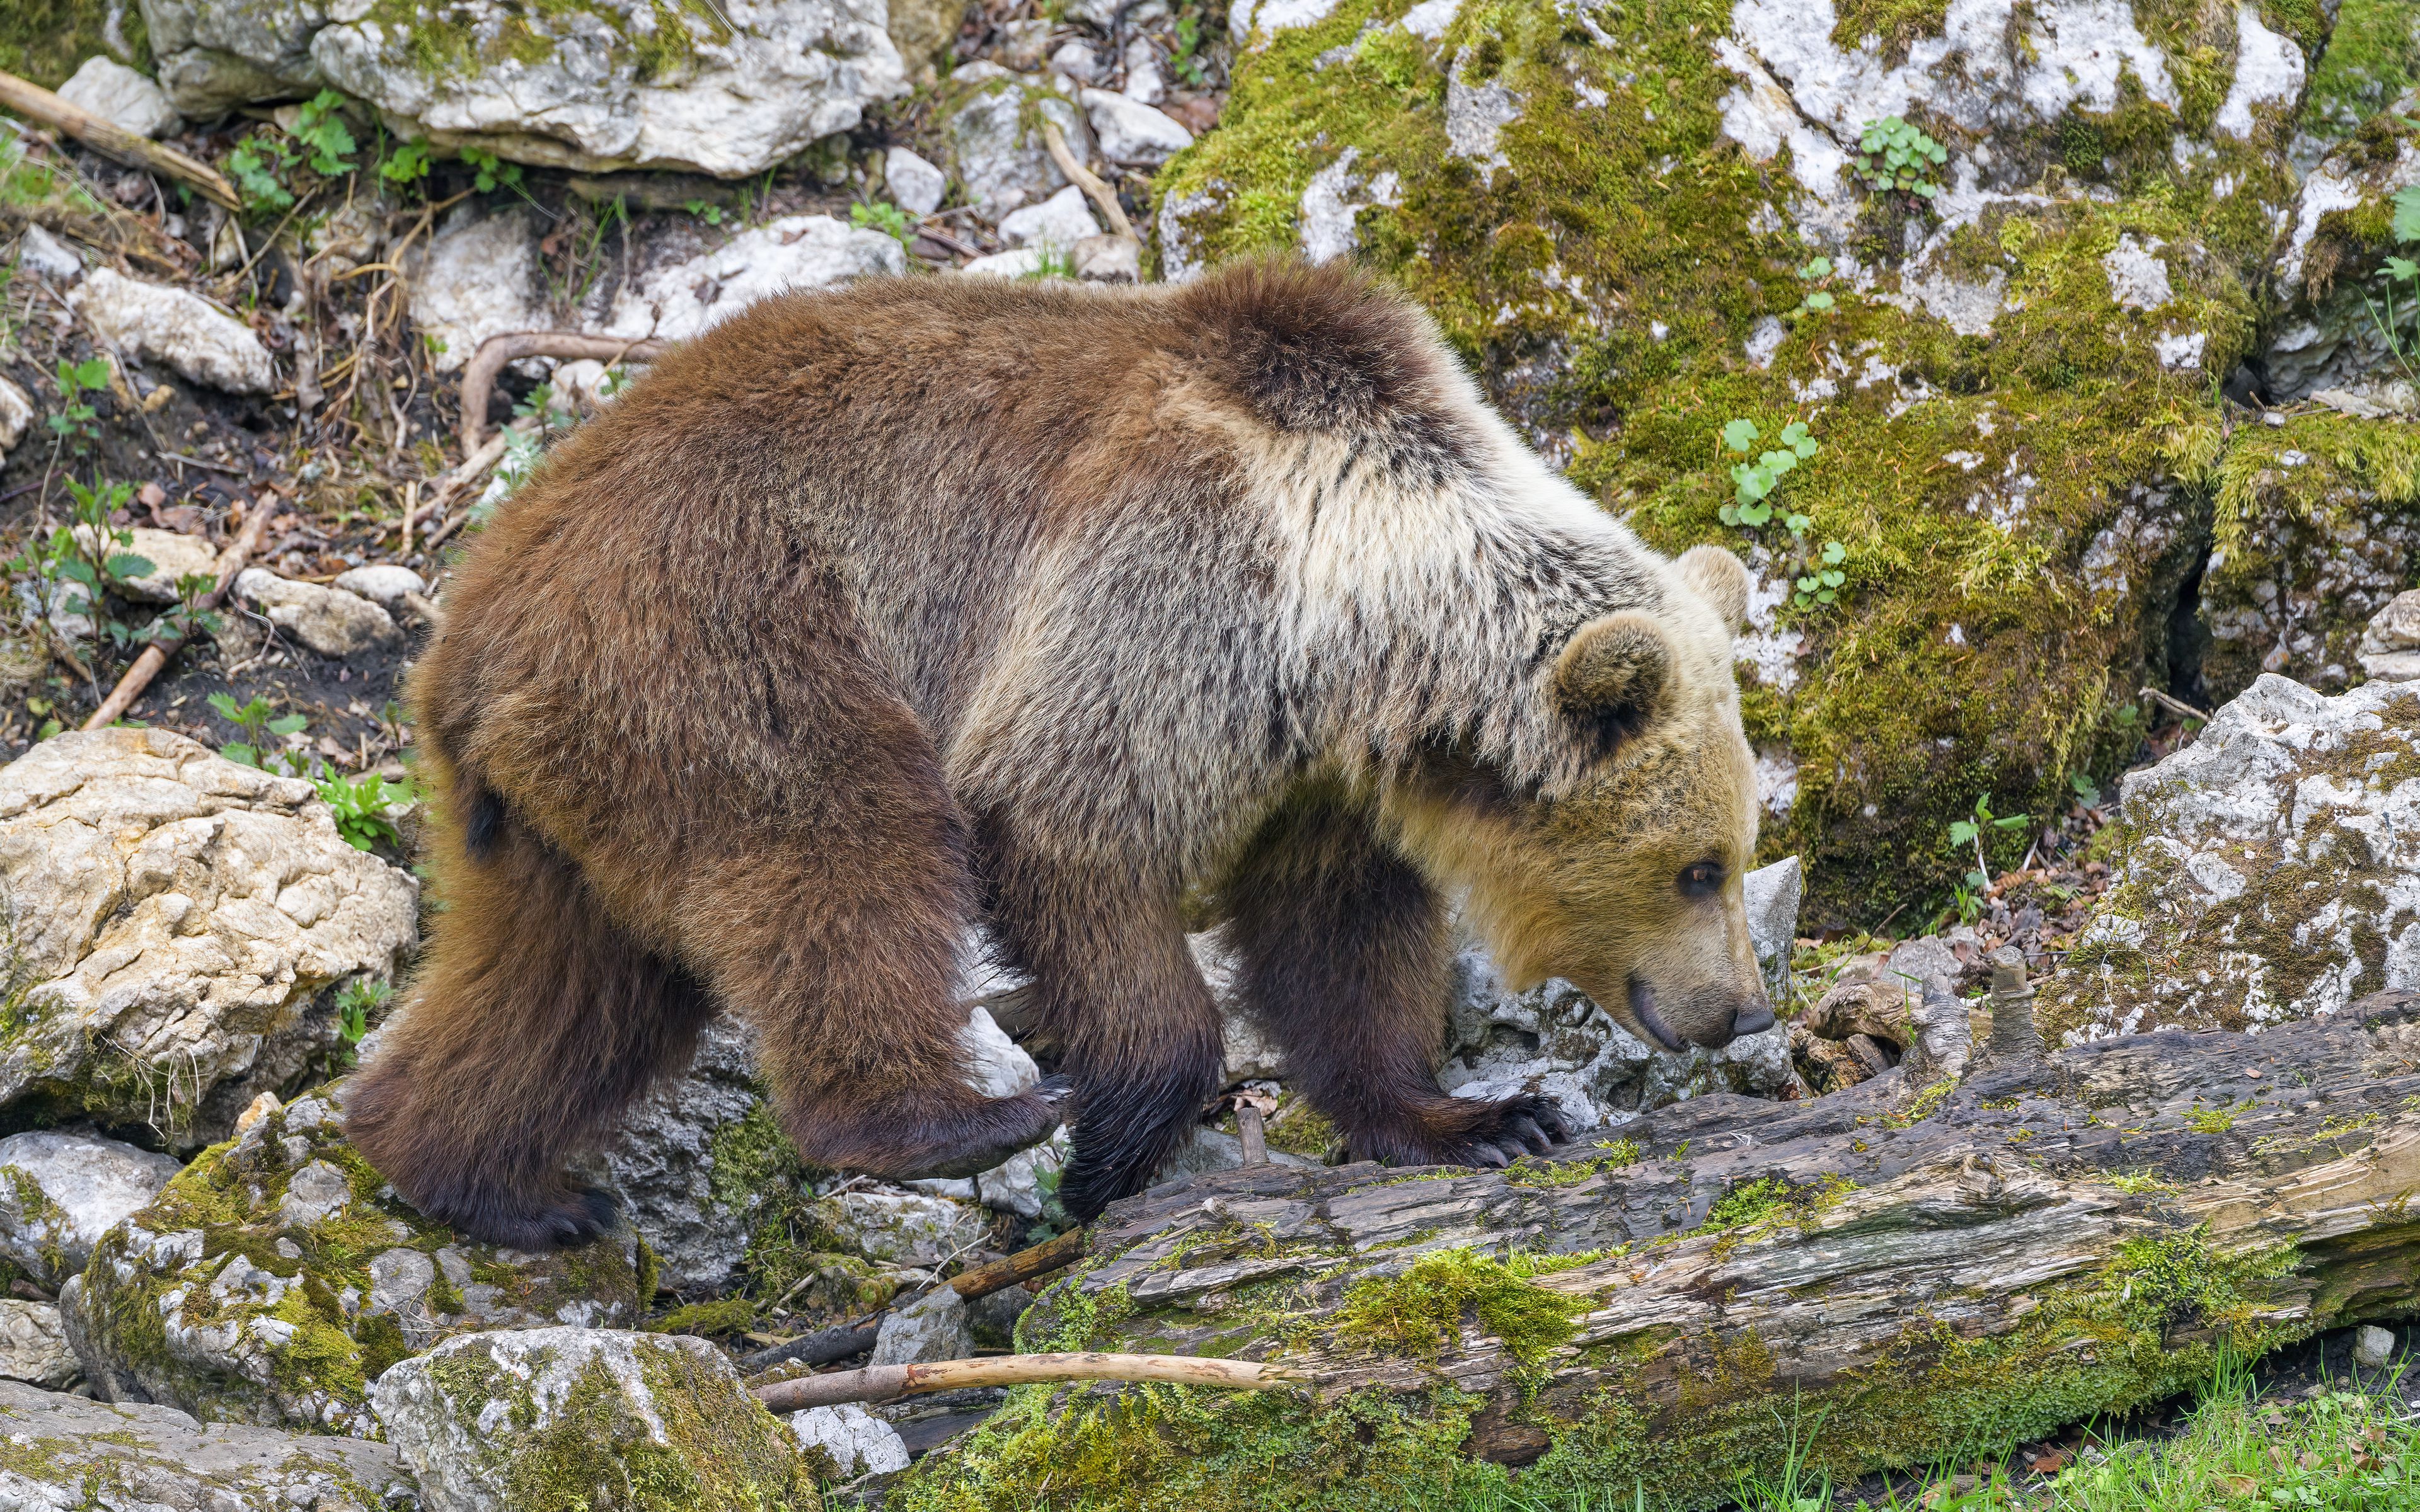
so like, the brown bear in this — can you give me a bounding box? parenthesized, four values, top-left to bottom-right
(345, 261, 1772, 1249)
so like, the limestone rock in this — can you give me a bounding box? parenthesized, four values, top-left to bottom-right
(960, 246, 1052, 278)
(56, 56, 182, 139)
(597, 214, 906, 341)
(0, 376, 35, 459)
(998, 183, 1102, 248)
(1080, 87, 1194, 165)
(790, 1400, 911, 1477)
(69, 270, 274, 394)
(233, 570, 402, 659)
(147, 0, 907, 178)
(602, 1017, 765, 1294)
(1073, 232, 1142, 282)
(811, 1187, 986, 1269)
(973, 1126, 1068, 1218)
(889, 0, 968, 71)
(887, 146, 948, 216)
(0, 1377, 415, 1509)
(330, 564, 427, 609)
(1743, 854, 1801, 1005)
(70, 525, 220, 605)
(0, 1301, 76, 1388)
(870, 1285, 972, 1365)
(0, 1129, 182, 1288)
(14, 226, 81, 283)
(0, 730, 417, 1146)
(2360, 589, 2420, 682)
(2265, 123, 2420, 403)
(72, 1087, 647, 1436)
(2047, 674, 2420, 1040)
(944, 75, 1093, 219)
(958, 1004, 1037, 1097)
(406, 206, 546, 374)
(374, 1327, 814, 1512)
(2354, 1323, 2398, 1368)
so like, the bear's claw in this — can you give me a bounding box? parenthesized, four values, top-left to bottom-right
(442, 1183, 621, 1252)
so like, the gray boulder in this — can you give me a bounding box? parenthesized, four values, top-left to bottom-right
(870, 1285, 972, 1365)
(0, 1300, 77, 1388)
(374, 1327, 815, 1512)
(943, 71, 1095, 219)
(0, 730, 417, 1148)
(0, 1377, 415, 1510)
(2265, 120, 2420, 404)
(0, 1129, 182, 1288)
(56, 56, 182, 138)
(603, 1017, 764, 1294)
(405, 205, 547, 374)
(233, 570, 403, 659)
(789, 1400, 911, 1478)
(2360, 589, 2420, 682)
(596, 214, 905, 341)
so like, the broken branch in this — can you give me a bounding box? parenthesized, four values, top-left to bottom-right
(458, 333, 668, 454)
(82, 496, 282, 731)
(1040, 122, 1136, 241)
(0, 69, 239, 212)
(949, 1227, 1087, 1301)
(752, 1351, 1304, 1412)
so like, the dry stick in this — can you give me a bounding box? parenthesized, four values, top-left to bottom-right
(0, 69, 240, 211)
(949, 1227, 1087, 1302)
(753, 1352, 1304, 1413)
(1040, 122, 1136, 241)
(458, 333, 669, 453)
(1236, 1101, 1270, 1166)
(81, 497, 281, 730)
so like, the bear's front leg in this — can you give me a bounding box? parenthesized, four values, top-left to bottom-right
(983, 840, 1226, 1222)
(1218, 786, 1572, 1170)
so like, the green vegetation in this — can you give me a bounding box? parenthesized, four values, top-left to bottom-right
(1720, 418, 1818, 530)
(1335, 1249, 1589, 1368)
(853, 198, 916, 243)
(227, 92, 359, 214)
(1854, 115, 1948, 199)
(45, 357, 110, 454)
(1948, 793, 2031, 894)
(209, 691, 310, 769)
(0, 0, 144, 88)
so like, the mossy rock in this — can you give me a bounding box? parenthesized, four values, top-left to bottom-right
(0, 0, 146, 89)
(70, 1084, 645, 1437)
(1149, 0, 2325, 928)
(372, 1326, 821, 1511)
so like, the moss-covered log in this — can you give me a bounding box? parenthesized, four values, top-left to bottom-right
(896, 994, 2420, 1509)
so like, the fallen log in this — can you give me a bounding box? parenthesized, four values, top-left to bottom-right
(901, 992, 2420, 1508)
(0, 69, 240, 212)
(755, 1351, 1303, 1413)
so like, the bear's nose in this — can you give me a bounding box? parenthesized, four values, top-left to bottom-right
(1731, 1000, 1775, 1037)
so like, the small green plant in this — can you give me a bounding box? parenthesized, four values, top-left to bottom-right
(290, 91, 358, 176)
(2185, 1102, 2240, 1134)
(335, 978, 389, 1064)
(2364, 185, 2420, 381)
(1022, 243, 1080, 281)
(1790, 255, 1836, 316)
(1720, 418, 1818, 528)
(207, 692, 308, 767)
(224, 92, 358, 215)
(314, 769, 415, 852)
(46, 356, 110, 451)
(850, 199, 914, 243)
(596, 364, 633, 400)
(1855, 115, 1947, 198)
(2070, 769, 2104, 809)
(379, 139, 432, 188)
(1947, 792, 2030, 892)
(1793, 540, 1847, 608)
(1170, 11, 1210, 87)
(461, 146, 522, 195)
(683, 197, 727, 226)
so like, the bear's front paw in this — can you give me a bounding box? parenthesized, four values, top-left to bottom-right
(1384, 1093, 1572, 1170)
(441, 1183, 622, 1252)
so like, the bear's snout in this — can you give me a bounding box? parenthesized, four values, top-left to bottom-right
(1628, 973, 1772, 1051)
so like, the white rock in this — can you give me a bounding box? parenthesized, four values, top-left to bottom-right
(1743, 854, 1801, 1004)
(2100, 233, 2172, 311)
(962, 246, 1051, 278)
(69, 269, 274, 394)
(959, 1004, 1039, 1097)
(234, 569, 403, 658)
(1231, 0, 1345, 46)
(887, 146, 948, 216)
(0, 376, 37, 459)
(16, 224, 83, 282)
(375, 1328, 814, 1511)
(1298, 147, 1399, 265)
(2051, 674, 2420, 1039)
(0, 1130, 182, 1287)
(69, 525, 219, 605)
(790, 1402, 911, 1477)
(0, 730, 417, 1145)
(2213, 2, 2304, 140)
(2360, 590, 2420, 682)
(330, 564, 428, 609)
(1081, 88, 1194, 164)
(1444, 69, 1518, 177)
(948, 80, 1092, 219)
(2354, 1323, 2398, 1368)
(870, 1285, 972, 1365)
(997, 184, 1102, 248)
(1400, 0, 1460, 38)
(1050, 38, 1102, 84)
(57, 56, 183, 139)
(1073, 232, 1143, 282)
(600, 214, 906, 341)
(0, 1377, 414, 1508)
(407, 207, 546, 374)
(814, 1188, 986, 1268)
(0, 1300, 76, 1389)
(1122, 36, 1165, 103)
(974, 1126, 1068, 1218)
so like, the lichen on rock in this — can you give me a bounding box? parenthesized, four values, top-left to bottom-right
(69, 1084, 644, 1436)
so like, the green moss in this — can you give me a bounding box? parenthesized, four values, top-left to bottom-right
(2303, 0, 2420, 146)
(355, 0, 730, 89)
(1334, 1249, 1586, 1368)
(1262, 1095, 1339, 1159)
(1829, 0, 1950, 60)
(1504, 1138, 1640, 1186)
(651, 1297, 755, 1337)
(0, 0, 145, 89)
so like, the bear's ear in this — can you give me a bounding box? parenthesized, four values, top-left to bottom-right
(1553, 611, 1673, 757)
(1676, 544, 1751, 631)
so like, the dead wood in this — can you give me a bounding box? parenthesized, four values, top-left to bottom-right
(950, 1227, 1088, 1301)
(0, 69, 239, 211)
(457, 333, 668, 454)
(752, 1351, 1303, 1412)
(83, 496, 282, 730)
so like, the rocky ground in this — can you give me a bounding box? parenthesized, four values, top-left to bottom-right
(0, 0, 2417, 1506)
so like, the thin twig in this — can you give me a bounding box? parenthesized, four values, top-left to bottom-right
(752, 1351, 1304, 1413)
(81, 496, 280, 730)
(456, 332, 669, 452)
(1040, 121, 1136, 240)
(2136, 685, 2209, 723)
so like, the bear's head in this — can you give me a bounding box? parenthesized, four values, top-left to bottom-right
(1395, 544, 1771, 1053)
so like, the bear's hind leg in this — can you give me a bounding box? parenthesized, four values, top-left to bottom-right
(1219, 786, 1569, 1171)
(345, 801, 715, 1249)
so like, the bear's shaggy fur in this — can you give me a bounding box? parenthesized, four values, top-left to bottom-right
(346, 262, 1769, 1248)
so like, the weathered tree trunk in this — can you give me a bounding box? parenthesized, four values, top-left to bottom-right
(899, 995, 2420, 1509)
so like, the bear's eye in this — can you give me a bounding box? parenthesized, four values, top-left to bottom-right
(1677, 861, 1723, 898)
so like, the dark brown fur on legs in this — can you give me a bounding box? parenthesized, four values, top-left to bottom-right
(982, 841, 1225, 1222)
(1219, 783, 1569, 1169)
(346, 787, 715, 1249)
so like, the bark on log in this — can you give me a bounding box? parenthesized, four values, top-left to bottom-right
(904, 994, 2420, 1508)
